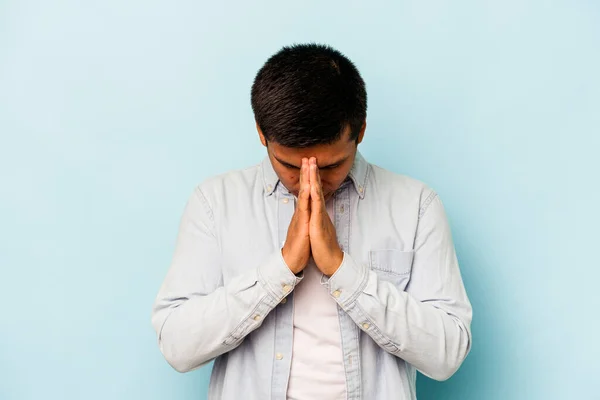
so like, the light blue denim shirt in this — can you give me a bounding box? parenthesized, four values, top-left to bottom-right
(151, 152, 472, 399)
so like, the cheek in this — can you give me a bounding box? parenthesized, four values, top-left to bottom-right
(282, 174, 299, 186)
(321, 169, 350, 188)
(320, 174, 338, 188)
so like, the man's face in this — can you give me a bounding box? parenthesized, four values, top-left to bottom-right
(259, 124, 365, 200)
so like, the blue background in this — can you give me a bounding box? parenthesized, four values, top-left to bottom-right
(1, 1, 599, 399)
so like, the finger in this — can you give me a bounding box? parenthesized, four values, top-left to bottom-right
(315, 159, 325, 202)
(299, 157, 306, 187)
(310, 157, 325, 201)
(314, 158, 323, 187)
(310, 158, 323, 211)
(298, 158, 310, 212)
(303, 158, 311, 195)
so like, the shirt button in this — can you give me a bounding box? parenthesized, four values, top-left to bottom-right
(358, 186, 364, 193)
(267, 184, 273, 191)
(362, 322, 370, 330)
(282, 198, 289, 204)
(280, 297, 287, 304)
(253, 315, 261, 321)
(282, 284, 292, 294)
(332, 290, 341, 298)
(340, 205, 345, 213)
(275, 353, 284, 360)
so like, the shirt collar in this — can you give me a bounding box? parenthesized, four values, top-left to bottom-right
(261, 156, 281, 196)
(347, 151, 369, 199)
(261, 150, 369, 199)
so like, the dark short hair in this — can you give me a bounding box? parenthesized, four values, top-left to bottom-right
(251, 43, 367, 148)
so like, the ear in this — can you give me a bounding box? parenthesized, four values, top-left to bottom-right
(356, 121, 367, 144)
(256, 121, 267, 147)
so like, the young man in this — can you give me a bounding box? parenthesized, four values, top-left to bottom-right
(152, 44, 472, 400)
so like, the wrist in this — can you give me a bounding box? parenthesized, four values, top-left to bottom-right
(281, 247, 303, 274)
(325, 248, 344, 276)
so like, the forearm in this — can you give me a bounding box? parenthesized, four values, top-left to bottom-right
(329, 253, 472, 381)
(151, 251, 300, 373)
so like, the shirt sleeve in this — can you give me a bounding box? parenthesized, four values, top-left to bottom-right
(326, 192, 472, 381)
(151, 186, 302, 373)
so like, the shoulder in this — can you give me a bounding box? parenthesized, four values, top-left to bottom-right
(367, 163, 439, 217)
(193, 162, 263, 206)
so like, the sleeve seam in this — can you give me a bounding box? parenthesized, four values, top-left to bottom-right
(195, 187, 215, 225)
(222, 292, 272, 345)
(354, 302, 401, 353)
(256, 253, 296, 302)
(419, 191, 439, 219)
(339, 262, 370, 308)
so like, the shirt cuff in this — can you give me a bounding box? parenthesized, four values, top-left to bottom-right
(326, 252, 369, 306)
(257, 250, 303, 303)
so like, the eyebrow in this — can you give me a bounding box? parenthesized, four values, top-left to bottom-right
(275, 156, 349, 169)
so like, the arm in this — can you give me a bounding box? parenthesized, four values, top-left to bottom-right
(327, 192, 472, 381)
(151, 187, 301, 373)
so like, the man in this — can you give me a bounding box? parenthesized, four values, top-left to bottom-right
(152, 43, 472, 400)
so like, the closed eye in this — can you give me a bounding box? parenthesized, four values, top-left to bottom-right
(281, 162, 300, 170)
(320, 164, 339, 170)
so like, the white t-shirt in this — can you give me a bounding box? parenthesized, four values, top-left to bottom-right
(286, 200, 347, 400)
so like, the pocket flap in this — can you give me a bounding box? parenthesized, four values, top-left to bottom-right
(369, 249, 414, 275)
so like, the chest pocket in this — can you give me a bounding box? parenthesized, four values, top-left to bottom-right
(369, 249, 414, 290)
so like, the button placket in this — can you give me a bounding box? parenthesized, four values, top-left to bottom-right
(277, 190, 294, 251)
(333, 185, 362, 398)
(271, 186, 296, 398)
(334, 187, 350, 253)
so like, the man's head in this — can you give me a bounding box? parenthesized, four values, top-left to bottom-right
(251, 43, 367, 199)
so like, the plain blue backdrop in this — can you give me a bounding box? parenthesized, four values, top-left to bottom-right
(1, 1, 599, 399)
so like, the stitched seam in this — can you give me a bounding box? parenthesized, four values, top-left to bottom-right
(260, 159, 278, 196)
(196, 187, 223, 281)
(372, 266, 411, 275)
(361, 163, 371, 197)
(355, 303, 400, 352)
(341, 264, 369, 308)
(257, 265, 280, 303)
(196, 187, 216, 233)
(419, 191, 438, 219)
(354, 307, 363, 398)
(222, 292, 271, 345)
(336, 306, 351, 397)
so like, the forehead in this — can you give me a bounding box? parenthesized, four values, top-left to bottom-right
(270, 142, 353, 166)
(270, 136, 354, 166)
